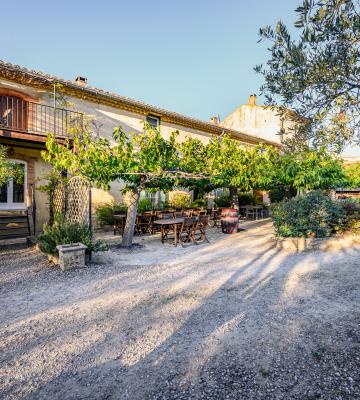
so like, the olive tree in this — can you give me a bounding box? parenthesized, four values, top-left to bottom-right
(256, 0, 360, 152)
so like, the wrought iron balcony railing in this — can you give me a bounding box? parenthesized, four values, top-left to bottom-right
(0, 95, 83, 138)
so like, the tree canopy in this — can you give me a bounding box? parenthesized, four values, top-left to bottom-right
(42, 124, 348, 245)
(43, 125, 205, 247)
(344, 162, 360, 188)
(256, 0, 360, 152)
(274, 147, 346, 191)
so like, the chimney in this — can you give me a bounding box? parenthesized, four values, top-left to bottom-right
(75, 75, 88, 87)
(248, 94, 257, 106)
(210, 116, 219, 125)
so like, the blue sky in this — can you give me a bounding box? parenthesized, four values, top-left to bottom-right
(2, 0, 300, 121)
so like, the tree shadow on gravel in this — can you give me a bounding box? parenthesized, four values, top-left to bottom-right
(2, 224, 360, 400)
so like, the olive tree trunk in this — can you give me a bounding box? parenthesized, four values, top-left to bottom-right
(229, 186, 239, 210)
(121, 187, 140, 248)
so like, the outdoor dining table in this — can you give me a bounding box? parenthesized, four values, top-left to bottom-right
(153, 217, 185, 247)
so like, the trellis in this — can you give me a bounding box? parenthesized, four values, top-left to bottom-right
(51, 175, 92, 231)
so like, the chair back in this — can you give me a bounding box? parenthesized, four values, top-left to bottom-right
(198, 215, 209, 226)
(161, 213, 174, 220)
(141, 212, 153, 222)
(182, 216, 196, 228)
(174, 211, 185, 218)
(114, 210, 126, 216)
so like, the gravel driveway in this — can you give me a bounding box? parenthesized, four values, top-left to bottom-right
(1, 220, 359, 400)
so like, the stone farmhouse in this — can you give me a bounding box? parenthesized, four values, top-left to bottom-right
(0, 60, 287, 233)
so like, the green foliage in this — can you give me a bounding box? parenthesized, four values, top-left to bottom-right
(268, 186, 297, 203)
(271, 190, 347, 238)
(38, 221, 108, 255)
(344, 163, 360, 189)
(191, 198, 207, 208)
(137, 198, 153, 212)
(237, 193, 257, 206)
(256, 0, 360, 151)
(95, 202, 127, 225)
(169, 192, 191, 209)
(42, 125, 180, 192)
(274, 147, 345, 191)
(0, 146, 25, 186)
(42, 125, 184, 247)
(214, 194, 231, 208)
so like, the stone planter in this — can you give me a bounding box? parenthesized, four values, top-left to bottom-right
(56, 243, 87, 271)
(276, 234, 360, 253)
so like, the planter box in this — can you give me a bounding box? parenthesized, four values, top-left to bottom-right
(56, 243, 87, 271)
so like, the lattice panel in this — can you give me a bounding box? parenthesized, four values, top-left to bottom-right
(51, 175, 90, 226)
(52, 180, 66, 219)
(66, 176, 90, 224)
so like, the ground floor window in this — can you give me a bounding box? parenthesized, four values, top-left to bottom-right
(0, 160, 26, 210)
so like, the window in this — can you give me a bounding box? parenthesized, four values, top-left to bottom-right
(0, 160, 26, 210)
(146, 114, 160, 129)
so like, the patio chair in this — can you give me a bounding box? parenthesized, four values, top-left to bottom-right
(194, 215, 210, 244)
(245, 205, 256, 220)
(174, 211, 186, 218)
(113, 211, 126, 235)
(184, 209, 193, 217)
(134, 214, 143, 236)
(212, 209, 222, 227)
(139, 212, 154, 235)
(160, 213, 174, 219)
(178, 217, 197, 246)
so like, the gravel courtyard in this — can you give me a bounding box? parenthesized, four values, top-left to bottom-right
(1, 220, 359, 400)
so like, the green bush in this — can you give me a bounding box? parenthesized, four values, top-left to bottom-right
(169, 192, 191, 209)
(191, 198, 207, 208)
(214, 194, 231, 208)
(95, 202, 127, 225)
(238, 193, 257, 206)
(269, 186, 297, 203)
(38, 221, 108, 255)
(138, 198, 153, 212)
(271, 190, 347, 238)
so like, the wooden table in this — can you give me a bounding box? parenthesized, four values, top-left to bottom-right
(154, 218, 185, 246)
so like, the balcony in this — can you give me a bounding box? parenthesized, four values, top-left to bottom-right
(0, 95, 83, 142)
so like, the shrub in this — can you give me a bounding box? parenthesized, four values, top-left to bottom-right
(169, 191, 191, 209)
(191, 198, 207, 208)
(269, 186, 297, 203)
(214, 194, 231, 208)
(238, 193, 257, 206)
(271, 190, 347, 238)
(38, 221, 107, 255)
(95, 202, 127, 225)
(341, 198, 360, 217)
(138, 198, 153, 212)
